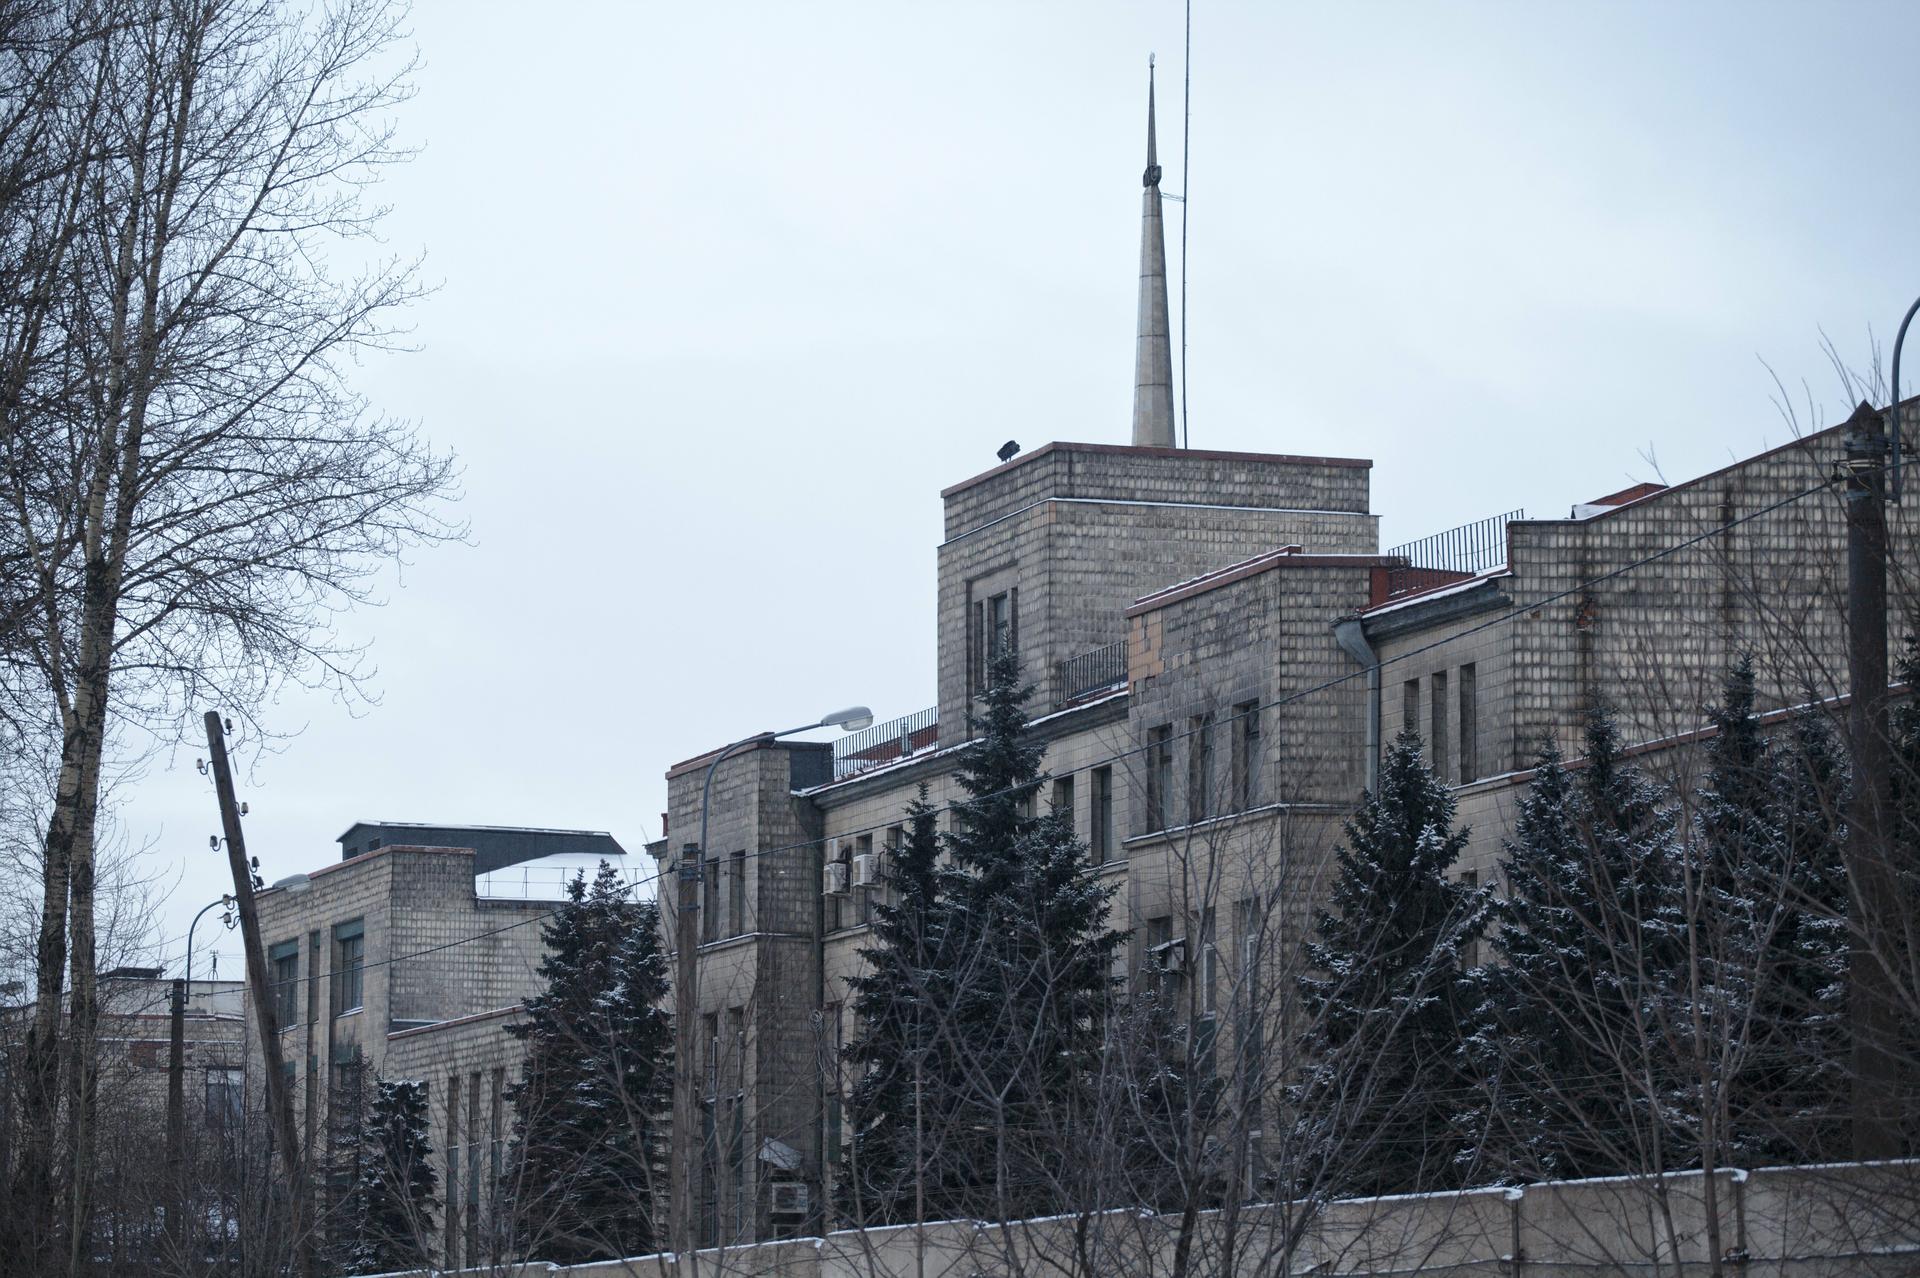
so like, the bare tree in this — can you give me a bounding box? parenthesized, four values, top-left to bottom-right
(0, 0, 456, 1268)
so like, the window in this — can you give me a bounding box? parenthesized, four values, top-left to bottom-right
(1188, 713, 1214, 825)
(1459, 663, 1478, 783)
(824, 1001, 844, 1157)
(1145, 915, 1180, 1000)
(268, 940, 299, 1027)
(1233, 896, 1266, 1117)
(1051, 775, 1075, 836)
(1402, 678, 1419, 743)
(1198, 907, 1218, 1016)
(1231, 701, 1261, 810)
(987, 591, 1012, 661)
(204, 1067, 243, 1127)
(1090, 767, 1114, 864)
(856, 833, 874, 927)
(1146, 725, 1173, 831)
(1430, 670, 1450, 780)
(331, 920, 364, 1014)
(727, 850, 746, 938)
(702, 857, 720, 943)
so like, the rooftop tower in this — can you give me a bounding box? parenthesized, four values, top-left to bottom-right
(1131, 58, 1177, 448)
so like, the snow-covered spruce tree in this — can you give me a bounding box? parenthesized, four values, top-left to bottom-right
(320, 1048, 373, 1272)
(1295, 728, 1487, 1198)
(348, 1079, 438, 1274)
(1464, 706, 1682, 1182)
(501, 863, 672, 1264)
(1882, 635, 1920, 1151)
(840, 788, 946, 1222)
(922, 643, 1125, 1221)
(1694, 663, 1850, 1163)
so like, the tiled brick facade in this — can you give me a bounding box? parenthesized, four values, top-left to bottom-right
(657, 411, 1914, 1247)
(252, 839, 589, 1270)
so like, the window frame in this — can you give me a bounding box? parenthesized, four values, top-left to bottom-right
(331, 919, 365, 1016)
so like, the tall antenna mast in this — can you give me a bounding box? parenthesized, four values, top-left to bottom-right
(1179, 0, 1193, 449)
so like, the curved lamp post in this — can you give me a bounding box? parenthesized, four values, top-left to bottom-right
(1890, 293, 1920, 504)
(672, 704, 871, 1269)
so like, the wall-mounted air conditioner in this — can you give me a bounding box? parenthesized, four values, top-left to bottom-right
(823, 861, 849, 896)
(851, 853, 879, 889)
(769, 1181, 809, 1216)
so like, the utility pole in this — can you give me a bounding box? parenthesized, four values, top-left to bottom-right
(672, 841, 702, 1276)
(166, 977, 186, 1253)
(202, 711, 311, 1265)
(1841, 402, 1900, 1159)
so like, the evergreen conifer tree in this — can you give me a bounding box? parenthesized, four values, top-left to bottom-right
(841, 644, 1124, 1222)
(938, 644, 1126, 1218)
(1465, 706, 1680, 1181)
(841, 789, 948, 1222)
(348, 1079, 438, 1274)
(1695, 663, 1849, 1161)
(320, 1048, 372, 1273)
(502, 863, 672, 1263)
(1296, 728, 1486, 1197)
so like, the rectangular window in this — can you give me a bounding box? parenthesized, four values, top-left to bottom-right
(825, 1000, 844, 1157)
(1145, 915, 1180, 1001)
(1231, 701, 1261, 811)
(1090, 767, 1114, 864)
(268, 940, 299, 1028)
(987, 590, 1012, 664)
(1459, 663, 1478, 783)
(1051, 775, 1075, 836)
(204, 1067, 244, 1127)
(1233, 895, 1266, 1120)
(1147, 725, 1173, 831)
(702, 857, 720, 943)
(856, 833, 874, 926)
(727, 850, 746, 938)
(1402, 678, 1419, 743)
(1431, 670, 1450, 780)
(1199, 907, 1218, 1015)
(305, 932, 321, 1024)
(331, 920, 364, 1015)
(1188, 713, 1214, 825)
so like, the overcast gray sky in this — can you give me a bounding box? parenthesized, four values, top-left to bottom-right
(135, 0, 1920, 973)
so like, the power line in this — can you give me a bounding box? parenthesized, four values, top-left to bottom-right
(1178, 0, 1192, 450)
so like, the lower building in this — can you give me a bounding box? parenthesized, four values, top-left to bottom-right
(250, 820, 634, 1270)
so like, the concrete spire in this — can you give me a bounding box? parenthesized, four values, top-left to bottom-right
(1131, 56, 1177, 449)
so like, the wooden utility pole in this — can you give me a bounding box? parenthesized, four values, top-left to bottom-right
(202, 711, 311, 1260)
(672, 841, 702, 1274)
(1842, 402, 1901, 1159)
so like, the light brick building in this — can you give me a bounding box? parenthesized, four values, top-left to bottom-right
(653, 79, 1920, 1249)
(251, 820, 635, 1269)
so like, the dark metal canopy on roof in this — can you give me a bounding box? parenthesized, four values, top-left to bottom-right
(335, 821, 628, 875)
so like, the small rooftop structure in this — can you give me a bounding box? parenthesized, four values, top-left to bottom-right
(473, 851, 648, 902)
(336, 821, 627, 875)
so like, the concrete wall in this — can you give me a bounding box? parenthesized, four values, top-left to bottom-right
(377, 1159, 1919, 1277)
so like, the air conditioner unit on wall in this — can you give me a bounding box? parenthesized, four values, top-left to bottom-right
(769, 1181, 809, 1217)
(823, 861, 848, 896)
(1150, 937, 1188, 973)
(851, 853, 879, 889)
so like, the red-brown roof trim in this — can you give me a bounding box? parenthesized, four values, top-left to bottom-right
(1125, 548, 1402, 617)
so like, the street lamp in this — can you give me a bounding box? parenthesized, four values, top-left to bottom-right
(167, 892, 234, 1248)
(1890, 292, 1920, 504)
(672, 704, 871, 1268)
